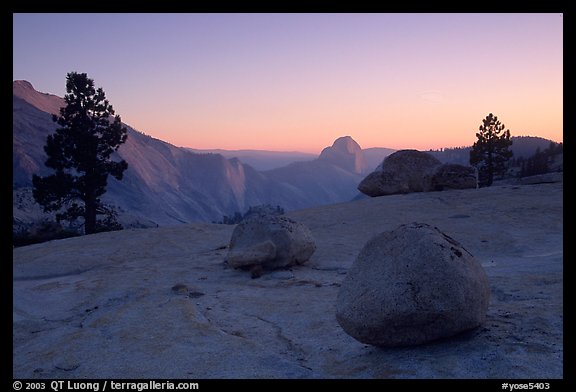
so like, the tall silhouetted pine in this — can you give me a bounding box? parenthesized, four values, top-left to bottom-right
(33, 72, 128, 234)
(469, 113, 513, 187)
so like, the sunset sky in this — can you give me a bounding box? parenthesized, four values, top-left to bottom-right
(13, 13, 563, 153)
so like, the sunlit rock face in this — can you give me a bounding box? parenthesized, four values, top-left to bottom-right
(319, 136, 368, 174)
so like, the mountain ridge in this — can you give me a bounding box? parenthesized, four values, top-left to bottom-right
(13, 80, 65, 116)
(186, 148, 316, 171)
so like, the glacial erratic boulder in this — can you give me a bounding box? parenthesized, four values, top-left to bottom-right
(358, 150, 478, 196)
(226, 214, 316, 273)
(358, 150, 441, 196)
(336, 222, 490, 346)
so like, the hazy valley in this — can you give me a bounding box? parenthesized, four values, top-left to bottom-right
(13, 81, 391, 232)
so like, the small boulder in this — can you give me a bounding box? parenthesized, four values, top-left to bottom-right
(226, 214, 316, 273)
(358, 150, 441, 197)
(430, 163, 478, 191)
(336, 222, 490, 346)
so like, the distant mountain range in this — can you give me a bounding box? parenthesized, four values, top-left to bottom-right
(13, 80, 560, 233)
(188, 144, 395, 172)
(189, 137, 555, 174)
(186, 148, 317, 171)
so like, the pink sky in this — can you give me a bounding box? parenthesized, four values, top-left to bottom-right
(13, 13, 563, 153)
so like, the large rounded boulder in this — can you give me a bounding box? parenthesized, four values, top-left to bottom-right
(358, 150, 441, 197)
(226, 214, 316, 273)
(336, 222, 490, 346)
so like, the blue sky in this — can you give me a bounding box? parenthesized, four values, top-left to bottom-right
(13, 13, 563, 152)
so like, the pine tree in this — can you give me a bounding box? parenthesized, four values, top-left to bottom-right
(32, 72, 128, 234)
(469, 113, 513, 187)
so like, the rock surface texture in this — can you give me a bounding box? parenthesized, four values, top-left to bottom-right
(358, 150, 478, 197)
(13, 182, 562, 378)
(336, 222, 490, 347)
(226, 214, 316, 272)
